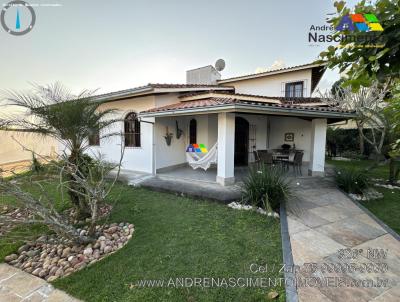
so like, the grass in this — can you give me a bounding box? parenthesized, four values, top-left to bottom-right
(327, 159, 400, 234)
(1, 177, 285, 301)
(0, 172, 69, 261)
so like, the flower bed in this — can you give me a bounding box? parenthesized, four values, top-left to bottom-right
(4, 223, 134, 282)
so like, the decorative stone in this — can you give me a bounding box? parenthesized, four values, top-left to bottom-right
(18, 245, 30, 253)
(4, 254, 18, 262)
(103, 246, 112, 254)
(32, 268, 42, 276)
(267, 290, 279, 300)
(92, 250, 100, 259)
(61, 247, 71, 258)
(83, 247, 93, 256)
(26, 250, 40, 257)
(107, 226, 118, 234)
(55, 268, 64, 277)
(47, 276, 58, 282)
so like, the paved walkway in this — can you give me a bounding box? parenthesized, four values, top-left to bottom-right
(0, 264, 80, 302)
(286, 178, 400, 302)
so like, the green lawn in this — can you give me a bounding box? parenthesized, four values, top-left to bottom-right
(0, 173, 69, 261)
(327, 159, 400, 234)
(1, 178, 285, 302)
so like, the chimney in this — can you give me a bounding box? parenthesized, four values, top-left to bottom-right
(186, 65, 221, 85)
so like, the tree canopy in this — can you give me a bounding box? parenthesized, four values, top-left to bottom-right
(319, 0, 400, 89)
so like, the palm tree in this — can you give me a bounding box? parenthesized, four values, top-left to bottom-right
(0, 83, 119, 218)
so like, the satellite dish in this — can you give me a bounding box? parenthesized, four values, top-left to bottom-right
(215, 59, 226, 72)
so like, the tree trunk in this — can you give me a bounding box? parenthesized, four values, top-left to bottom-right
(389, 158, 395, 184)
(357, 127, 365, 155)
(67, 149, 91, 220)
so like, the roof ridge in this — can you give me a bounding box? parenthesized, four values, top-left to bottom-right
(218, 62, 326, 83)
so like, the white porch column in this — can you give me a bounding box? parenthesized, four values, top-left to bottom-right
(308, 118, 327, 176)
(216, 112, 235, 186)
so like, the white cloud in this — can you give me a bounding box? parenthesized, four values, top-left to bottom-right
(255, 59, 286, 73)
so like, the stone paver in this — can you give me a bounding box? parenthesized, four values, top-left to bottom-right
(0, 264, 80, 302)
(287, 178, 400, 302)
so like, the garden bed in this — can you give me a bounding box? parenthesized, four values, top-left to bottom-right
(5, 223, 134, 282)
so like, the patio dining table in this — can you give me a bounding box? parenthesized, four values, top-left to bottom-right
(272, 153, 289, 161)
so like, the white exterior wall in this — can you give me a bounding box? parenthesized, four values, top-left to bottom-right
(223, 69, 312, 97)
(268, 116, 312, 162)
(89, 95, 157, 173)
(155, 114, 219, 170)
(309, 119, 327, 176)
(155, 116, 188, 170)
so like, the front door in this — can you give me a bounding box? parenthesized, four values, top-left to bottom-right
(234, 117, 249, 166)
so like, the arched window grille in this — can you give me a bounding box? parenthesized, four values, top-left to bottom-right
(124, 112, 141, 147)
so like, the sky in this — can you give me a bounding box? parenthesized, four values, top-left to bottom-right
(0, 0, 359, 97)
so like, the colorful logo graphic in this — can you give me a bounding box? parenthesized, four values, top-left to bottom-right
(186, 144, 208, 153)
(1, 0, 36, 36)
(336, 14, 383, 32)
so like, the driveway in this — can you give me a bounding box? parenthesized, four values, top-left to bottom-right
(286, 178, 400, 302)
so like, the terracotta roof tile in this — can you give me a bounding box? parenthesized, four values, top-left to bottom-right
(179, 91, 327, 104)
(148, 83, 233, 89)
(141, 97, 353, 114)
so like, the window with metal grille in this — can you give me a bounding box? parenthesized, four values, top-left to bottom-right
(189, 119, 197, 144)
(124, 112, 141, 147)
(285, 81, 304, 97)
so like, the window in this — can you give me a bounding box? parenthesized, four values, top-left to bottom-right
(285, 81, 304, 97)
(88, 126, 100, 146)
(124, 112, 141, 147)
(189, 119, 197, 144)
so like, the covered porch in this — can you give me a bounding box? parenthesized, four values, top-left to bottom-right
(140, 94, 354, 186)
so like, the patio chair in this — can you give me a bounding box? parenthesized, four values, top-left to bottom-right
(258, 151, 273, 165)
(281, 151, 303, 175)
(253, 150, 260, 163)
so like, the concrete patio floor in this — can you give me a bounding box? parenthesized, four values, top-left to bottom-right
(286, 177, 400, 302)
(0, 264, 80, 302)
(114, 163, 311, 202)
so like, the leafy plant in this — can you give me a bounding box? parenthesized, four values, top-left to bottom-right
(30, 152, 44, 173)
(242, 165, 290, 211)
(0, 83, 120, 219)
(334, 166, 370, 194)
(319, 0, 400, 89)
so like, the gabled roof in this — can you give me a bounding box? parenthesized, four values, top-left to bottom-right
(91, 83, 234, 103)
(217, 62, 326, 85)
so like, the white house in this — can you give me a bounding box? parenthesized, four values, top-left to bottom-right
(87, 62, 354, 186)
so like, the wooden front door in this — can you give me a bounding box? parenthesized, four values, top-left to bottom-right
(234, 117, 249, 166)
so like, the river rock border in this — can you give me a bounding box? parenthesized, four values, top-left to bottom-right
(4, 222, 134, 282)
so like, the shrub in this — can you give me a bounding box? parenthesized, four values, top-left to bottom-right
(30, 152, 44, 173)
(334, 167, 370, 194)
(242, 165, 290, 211)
